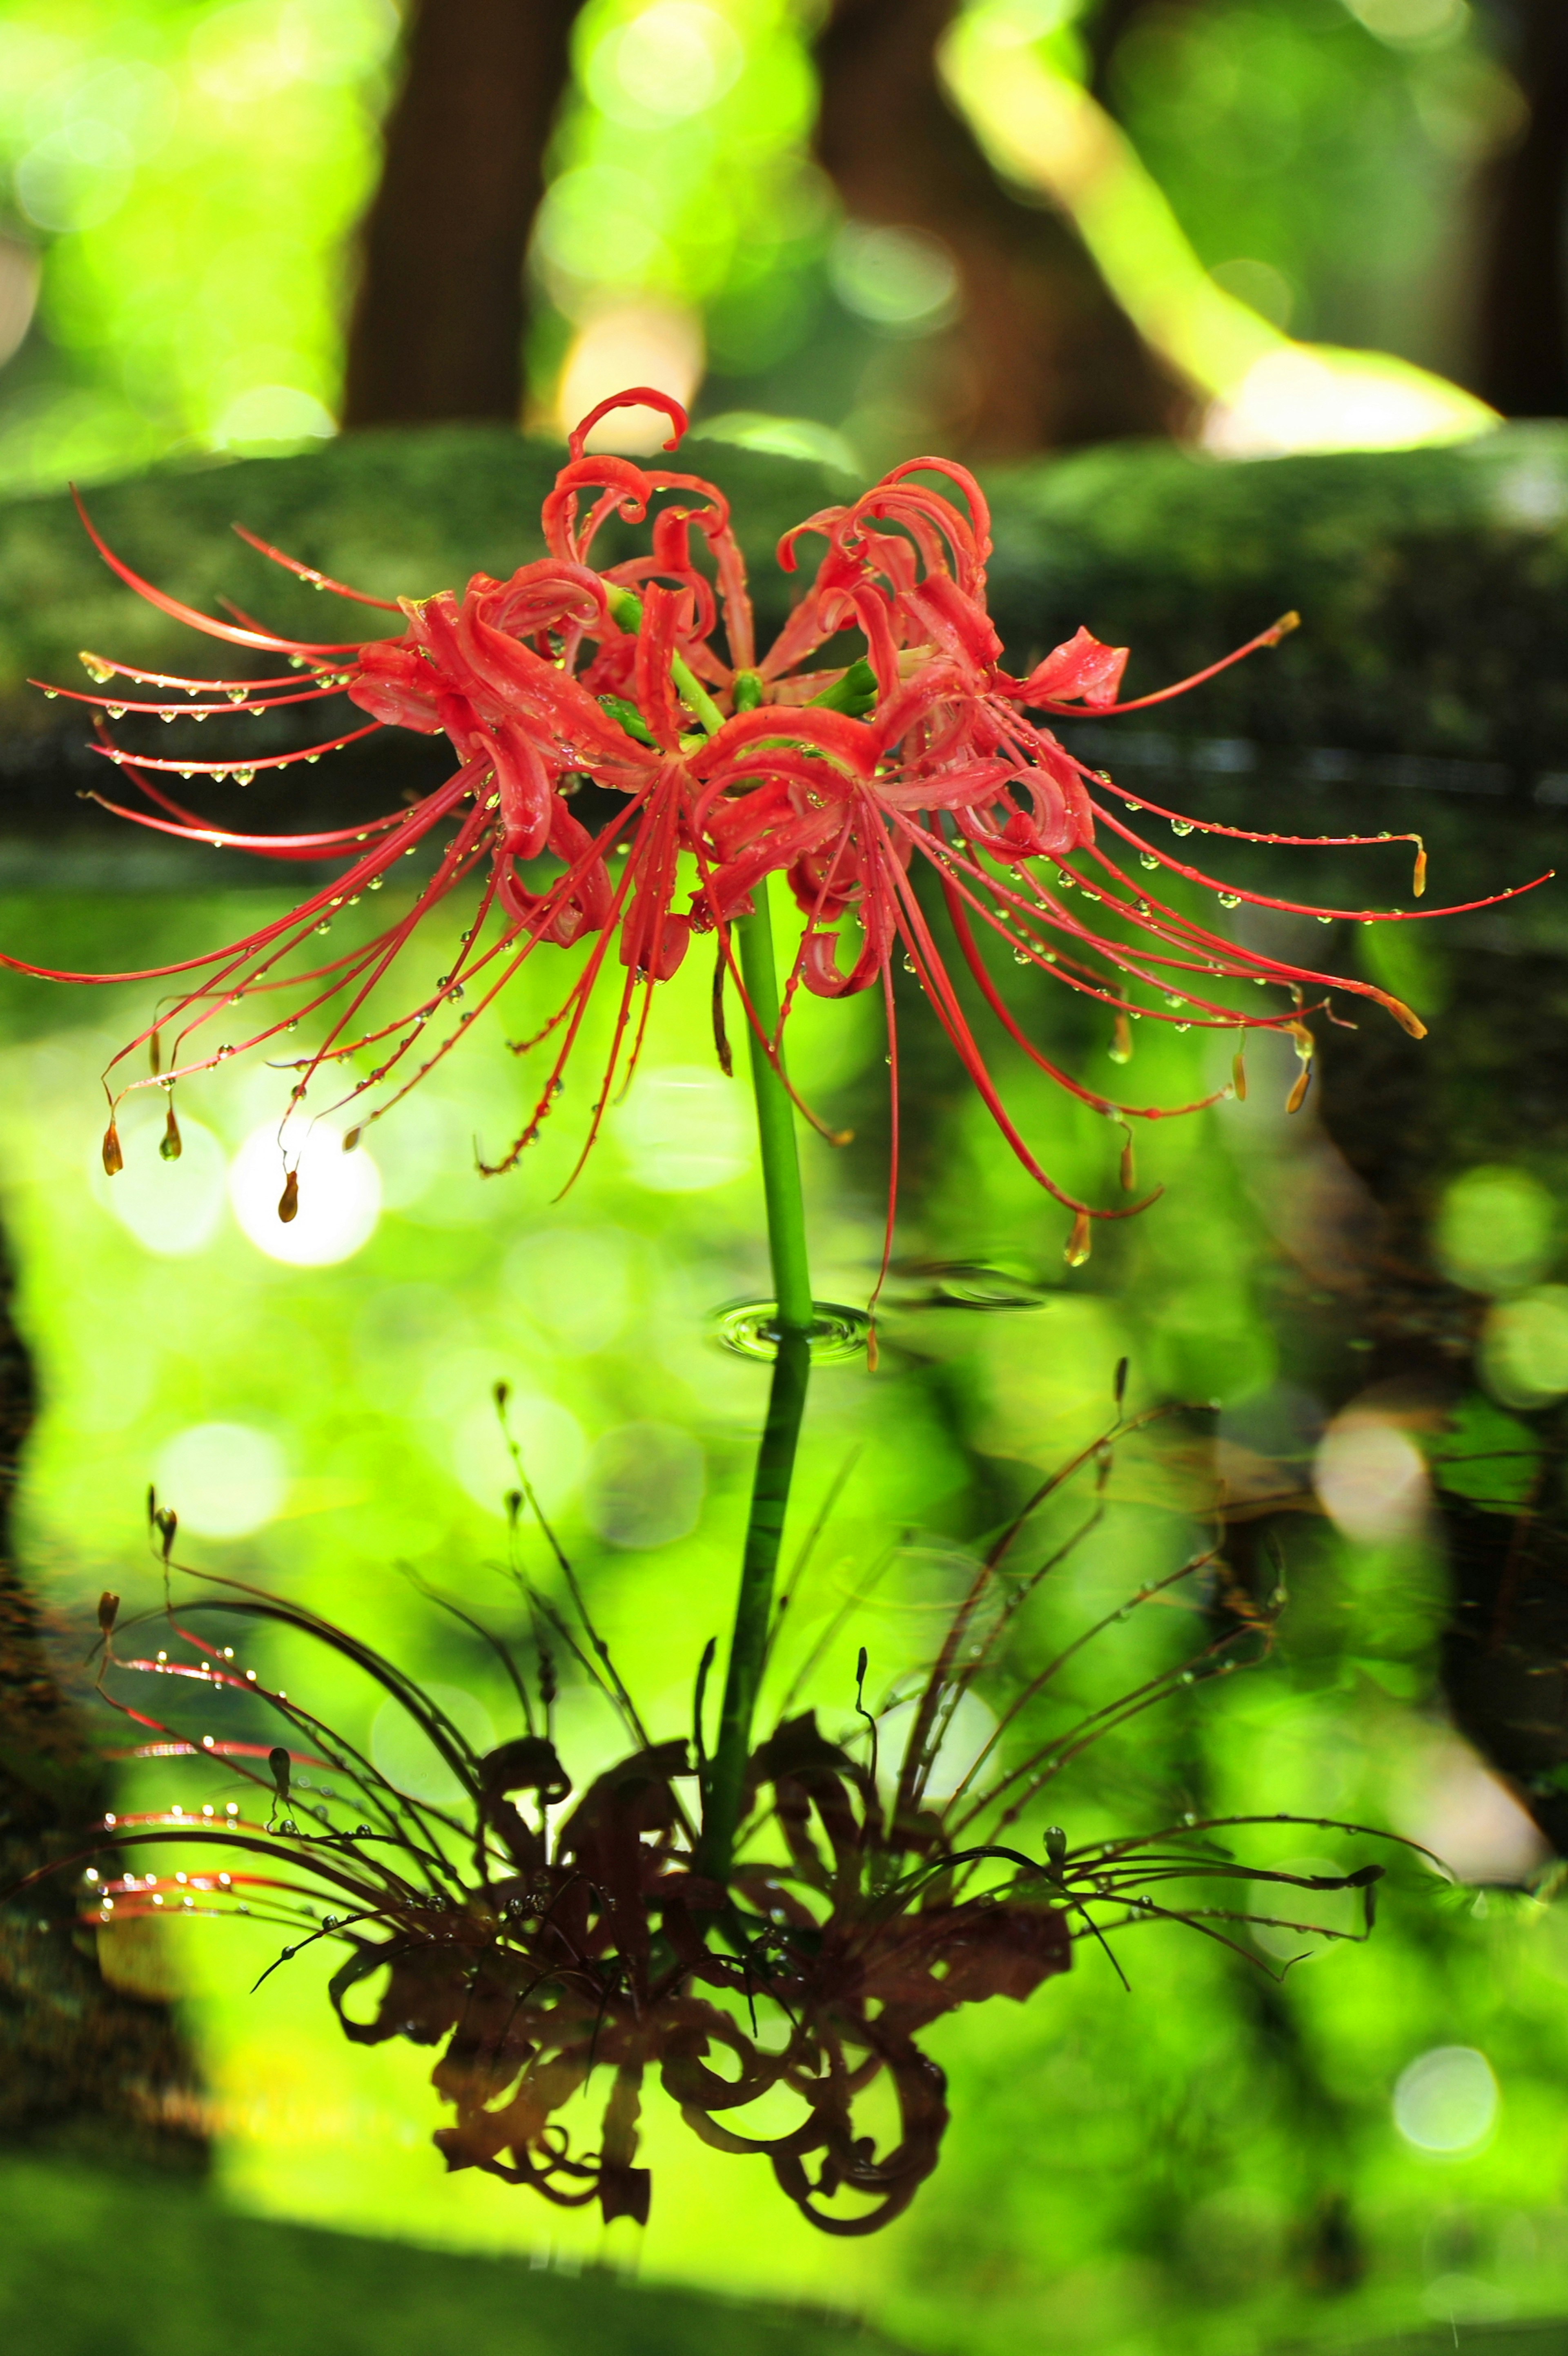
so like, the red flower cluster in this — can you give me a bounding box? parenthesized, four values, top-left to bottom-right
(11, 388, 1532, 1258)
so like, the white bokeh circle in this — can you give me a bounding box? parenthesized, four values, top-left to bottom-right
(1393, 2046, 1499, 2155)
(229, 1120, 381, 1266)
(153, 1422, 288, 1539)
(92, 1113, 229, 1257)
(1314, 1415, 1429, 1542)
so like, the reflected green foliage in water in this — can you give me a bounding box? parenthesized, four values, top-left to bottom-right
(4, 787, 1568, 2352)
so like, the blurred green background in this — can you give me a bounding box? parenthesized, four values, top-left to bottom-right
(3, 4, 1568, 2355)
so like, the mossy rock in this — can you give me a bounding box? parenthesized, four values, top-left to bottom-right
(2, 421, 1568, 833)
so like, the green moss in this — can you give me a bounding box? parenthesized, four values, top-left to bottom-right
(0, 2155, 900, 2356)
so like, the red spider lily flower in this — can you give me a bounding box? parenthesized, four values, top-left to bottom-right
(2, 393, 810, 1193)
(5, 392, 1547, 1257)
(705, 452, 1550, 1266)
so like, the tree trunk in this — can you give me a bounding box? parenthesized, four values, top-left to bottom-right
(342, 0, 585, 428)
(814, 0, 1191, 457)
(1474, 0, 1568, 417)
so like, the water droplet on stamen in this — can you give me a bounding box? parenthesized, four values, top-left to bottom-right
(1171, 819, 1194, 837)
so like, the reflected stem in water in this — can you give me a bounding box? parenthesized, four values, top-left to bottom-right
(700, 876, 814, 1882)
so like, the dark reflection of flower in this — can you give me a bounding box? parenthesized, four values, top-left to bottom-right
(20, 1408, 1407, 2236)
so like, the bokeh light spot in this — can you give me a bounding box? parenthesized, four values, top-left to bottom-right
(229, 1121, 382, 1267)
(585, 3, 744, 128)
(1393, 2046, 1499, 2153)
(613, 1064, 752, 1192)
(371, 1683, 497, 1806)
(452, 1391, 586, 1519)
(153, 1420, 287, 1538)
(829, 222, 961, 330)
(506, 1226, 635, 1356)
(1434, 1165, 1555, 1295)
(92, 1114, 228, 1258)
(1481, 1286, 1568, 1410)
(1314, 1414, 1429, 1541)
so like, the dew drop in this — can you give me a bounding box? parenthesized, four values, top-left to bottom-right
(1218, 892, 1240, 909)
(1139, 853, 1158, 869)
(1170, 819, 1194, 837)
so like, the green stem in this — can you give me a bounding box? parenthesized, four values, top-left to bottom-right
(700, 875, 814, 1881)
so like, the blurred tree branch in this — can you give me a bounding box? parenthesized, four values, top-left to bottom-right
(1475, 0, 1568, 417)
(813, 0, 1192, 454)
(343, 0, 585, 427)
